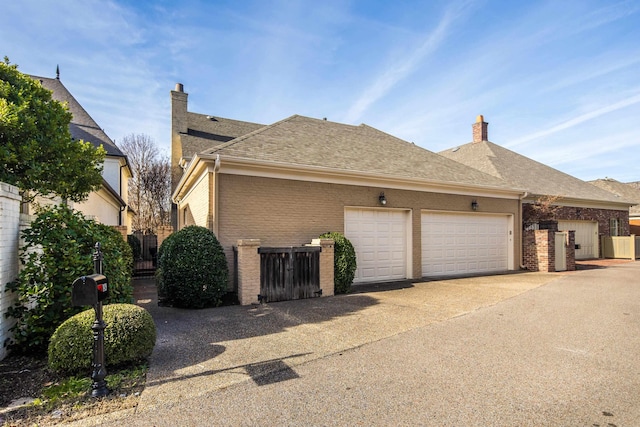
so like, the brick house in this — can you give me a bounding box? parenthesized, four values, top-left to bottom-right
(170, 85, 525, 291)
(439, 116, 634, 261)
(589, 178, 640, 235)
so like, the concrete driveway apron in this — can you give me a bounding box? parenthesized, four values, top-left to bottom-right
(72, 262, 640, 426)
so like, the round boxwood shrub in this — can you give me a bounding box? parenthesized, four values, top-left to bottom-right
(48, 304, 156, 374)
(319, 232, 357, 294)
(156, 226, 228, 308)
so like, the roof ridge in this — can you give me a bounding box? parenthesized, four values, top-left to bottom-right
(205, 115, 300, 154)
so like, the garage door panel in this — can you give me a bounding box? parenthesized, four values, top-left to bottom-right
(558, 220, 598, 260)
(422, 212, 509, 277)
(345, 208, 408, 283)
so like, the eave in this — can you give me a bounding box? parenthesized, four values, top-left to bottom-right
(172, 154, 525, 203)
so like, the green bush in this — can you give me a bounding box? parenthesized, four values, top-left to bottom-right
(127, 234, 142, 261)
(5, 204, 133, 354)
(48, 303, 156, 374)
(320, 232, 357, 294)
(156, 226, 228, 308)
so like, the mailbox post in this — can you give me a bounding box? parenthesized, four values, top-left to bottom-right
(91, 242, 108, 398)
(71, 242, 109, 398)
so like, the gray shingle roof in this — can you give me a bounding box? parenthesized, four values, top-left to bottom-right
(181, 113, 264, 159)
(438, 140, 629, 205)
(589, 179, 640, 214)
(201, 115, 515, 190)
(31, 76, 124, 157)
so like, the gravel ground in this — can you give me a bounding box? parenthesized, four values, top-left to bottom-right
(69, 262, 640, 426)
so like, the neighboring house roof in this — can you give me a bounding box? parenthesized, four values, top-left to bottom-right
(180, 113, 264, 160)
(439, 140, 630, 206)
(589, 178, 640, 216)
(31, 75, 125, 158)
(199, 115, 516, 190)
(100, 177, 127, 208)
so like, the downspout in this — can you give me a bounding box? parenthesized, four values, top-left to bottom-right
(213, 154, 221, 236)
(119, 162, 127, 227)
(519, 191, 529, 269)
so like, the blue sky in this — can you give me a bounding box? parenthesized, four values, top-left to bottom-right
(3, 0, 639, 182)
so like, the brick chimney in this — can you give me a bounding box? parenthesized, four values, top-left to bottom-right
(472, 115, 488, 143)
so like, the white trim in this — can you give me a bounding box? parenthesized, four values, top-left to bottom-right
(522, 196, 632, 211)
(173, 154, 525, 202)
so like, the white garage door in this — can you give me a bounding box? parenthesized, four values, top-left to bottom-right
(422, 212, 510, 277)
(558, 220, 599, 260)
(344, 208, 409, 283)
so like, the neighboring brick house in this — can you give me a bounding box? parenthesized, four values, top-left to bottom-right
(171, 84, 526, 291)
(589, 178, 640, 235)
(439, 116, 634, 261)
(30, 72, 132, 233)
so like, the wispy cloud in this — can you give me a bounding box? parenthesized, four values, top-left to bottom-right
(507, 91, 640, 147)
(342, 4, 467, 124)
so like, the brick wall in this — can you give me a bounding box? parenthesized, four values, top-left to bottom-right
(553, 206, 630, 236)
(182, 172, 212, 229)
(0, 183, 21, 361)
(215, 173, 520, 288)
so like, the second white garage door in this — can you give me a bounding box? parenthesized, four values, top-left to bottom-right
(422, 212, 511, 277)
(345, 208, 409, 283)
(558, 220, 599, 260)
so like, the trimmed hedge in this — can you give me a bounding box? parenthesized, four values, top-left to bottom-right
(156, 226, 228, 308)
(5, 204, 133, 354)
(48, 304, 156, 374)
(319, 232, 357, 294)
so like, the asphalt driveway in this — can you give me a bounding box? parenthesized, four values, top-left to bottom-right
(72, 261, 640, 426)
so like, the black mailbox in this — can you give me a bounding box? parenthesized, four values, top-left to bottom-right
(72, 274, 108, 306)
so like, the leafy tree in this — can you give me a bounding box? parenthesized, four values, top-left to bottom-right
(0, 58, 105, 202)
(117, 134, 171, 233)
(5, 204, 133, 354)
(523, 195, 562, 229)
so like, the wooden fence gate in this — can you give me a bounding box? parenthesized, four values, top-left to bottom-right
(258, 247, 321, 302)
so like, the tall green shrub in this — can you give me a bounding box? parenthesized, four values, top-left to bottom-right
(319, 232, 357, 294)
(156, 226, 228, 308)
(5, 204, 133, 354)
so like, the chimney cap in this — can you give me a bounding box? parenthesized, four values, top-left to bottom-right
(175, 83, 184, 92)
(476, 114, 484, 123)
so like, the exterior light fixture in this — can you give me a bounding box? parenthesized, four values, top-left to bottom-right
(471, 200, 478, 211)
(379, 192, 387, 205)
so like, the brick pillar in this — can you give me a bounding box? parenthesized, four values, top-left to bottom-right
(309, 238, 335, 297)
(566, 231, 576, 271)
(237, 239, 261, 305)
(522, 229, 556, 272)
(156, 225, 174, 248)
(113, 225, 128, 241)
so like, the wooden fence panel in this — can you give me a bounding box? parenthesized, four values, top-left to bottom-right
(259, 247, 321, 302)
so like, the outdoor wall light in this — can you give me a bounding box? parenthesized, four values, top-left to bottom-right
(379, 192, 387, 205)
(471, 200, 478, 211)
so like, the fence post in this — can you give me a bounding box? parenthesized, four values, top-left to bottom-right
(631, 235, 636, 261)
(310, 238, 335, 297)
(237, 239, 261, 305)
